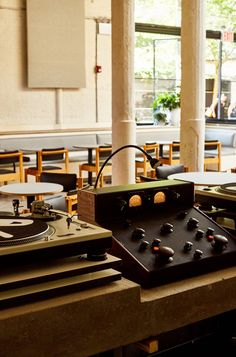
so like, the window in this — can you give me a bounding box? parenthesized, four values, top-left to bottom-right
(135, 0, 236, 125)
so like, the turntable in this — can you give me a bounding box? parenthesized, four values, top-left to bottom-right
(0, 207, 122, 308)
(195, 182, 236, 211)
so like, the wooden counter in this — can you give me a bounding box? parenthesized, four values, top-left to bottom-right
(1, 266, 236, 356)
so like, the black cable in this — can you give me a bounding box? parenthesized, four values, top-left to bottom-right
(94, 144, 161, 189)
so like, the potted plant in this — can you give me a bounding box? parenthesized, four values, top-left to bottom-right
(152, 108, 168, 125)
(153, 91, 181, 126)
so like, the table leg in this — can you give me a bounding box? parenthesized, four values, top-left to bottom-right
(27, 195, 36, 209)
(88, 148, 93, 186)
(159, 144, 164, 157)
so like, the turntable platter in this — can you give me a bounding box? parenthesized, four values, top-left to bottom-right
(0, 217, 52, 246)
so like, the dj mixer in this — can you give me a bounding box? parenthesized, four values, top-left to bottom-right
(78, 180, 236, 288)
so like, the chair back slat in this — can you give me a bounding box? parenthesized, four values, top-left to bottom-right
(41, 147, 66, 161)
(40, 172, 77, 192)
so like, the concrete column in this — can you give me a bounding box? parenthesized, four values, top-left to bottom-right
(55, 88, 63, 126)
(111, 0, 136, 185)
(180, 0, 206, 171)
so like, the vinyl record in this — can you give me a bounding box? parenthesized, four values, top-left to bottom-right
(0, 217, 52, 246)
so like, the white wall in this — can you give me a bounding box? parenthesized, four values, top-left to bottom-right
(0, 0, 112, 132)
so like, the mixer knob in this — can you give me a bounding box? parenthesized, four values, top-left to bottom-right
(117, 198, 127, 212)
(158, 246, 175, 263)
(169, 191, 180, 201)
(206, 227, 215, 241)
(184, 241, 193, 252)
(177, 210, 188, 219)
(160, 222, 174, 234)
(139, 240, 150, 251)
(212, 234, 228, 252)
(132, 227, 145, 240)
(194, 249, 203, 259)
(123, 219, 132, 228)
(187, 217, 199, 230)
(151, 238, 161, 253)
(206, 227, 214, 236)
(195, 229, 204, 240)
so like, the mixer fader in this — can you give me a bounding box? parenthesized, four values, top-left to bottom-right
(78, 180, 236, 288)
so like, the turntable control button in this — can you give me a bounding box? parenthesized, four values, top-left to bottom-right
(187, 217, 199, 230)
(195, 229, 204, 239)
(184, 241, 193, 251)
(81, 223, 89, 228)
(212, 234, 228, 252)
(194, 249, 203, 259)
(139, 240, 150, 251)
(132, 227, 145, 240)
(160, 222, 173, 234)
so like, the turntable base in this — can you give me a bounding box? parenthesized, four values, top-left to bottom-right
(0, 214, 122, 307)
(0, 254, 121, 308)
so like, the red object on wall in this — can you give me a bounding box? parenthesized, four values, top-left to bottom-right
(95, 65, 102, 73)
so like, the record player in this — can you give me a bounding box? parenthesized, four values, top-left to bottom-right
(195, 182, 236, 211)
(0, 200, 122, 308)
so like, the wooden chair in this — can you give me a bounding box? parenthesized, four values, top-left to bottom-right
(138, 164, 186, 182)
(204, 140, 221, 171)
(79, 145, 112, 187)
(135, 142, 159, 177)
(25, 147, 69, 182)
(39, 172, 78, 215)
(0, 150, 24, 184)
(160, 140, 221, 171)
(159, 141, 180, 166)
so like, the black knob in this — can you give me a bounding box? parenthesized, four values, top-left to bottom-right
(139, 240, 150, 251)
(212, 234, 228, 252)
(132, 227, 145, 240)
(194, 249, 203, 259)
(195, 229, 204, 240)
(206, 227, 214, 236)
(158, 246, 175, 262)
(177, 211, 188, 219)
(117, 198, 127, 212)
(151, 238, 161, 254)
(160, 222, 174, 234)
(187, 217, 199, 230)
(123, 219, 132, 228)
(206, 227, 215, 241)
(184, 241, 193, 252)
(169, 191, 180, 201)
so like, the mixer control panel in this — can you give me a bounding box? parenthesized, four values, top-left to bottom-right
(78, 180, 236, 288)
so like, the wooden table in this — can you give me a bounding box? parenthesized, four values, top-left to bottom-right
(73, 144, 101, 185)
(167, 171, 236, 186)
(0, 182, 63, 208)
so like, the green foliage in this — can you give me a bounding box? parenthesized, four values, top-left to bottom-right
(153, 111, 167, 123)
(153, 92, 181, 111)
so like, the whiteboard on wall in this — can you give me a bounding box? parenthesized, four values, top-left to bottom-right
(27, 0, 86, 88)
